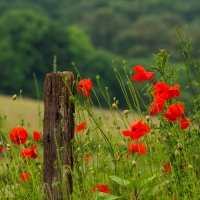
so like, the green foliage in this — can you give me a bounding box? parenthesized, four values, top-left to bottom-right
(65, 26, 94, 65)
(0, 10, 94, 97)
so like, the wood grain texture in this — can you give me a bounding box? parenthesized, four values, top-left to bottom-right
(43, 72, 74, 200)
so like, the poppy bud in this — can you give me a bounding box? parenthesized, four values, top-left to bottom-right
(112, 103, 118, 109)
(96, 75, 100, 80)
(71, 62, 75, 66)
(175, 150, 180, 156)
(177, 143, 183, 151)
(20, 90, 23, 93)
(26, 140, 31, 146)
(137, 171, 141, 177)
(160, 167, 165, 173)
(120, 140, 125, 146)
(145, 115, 150, 122)
(123, 60, 126, 64)
(116, 100, 119, 105)
(112, 60, 114, 64)
(6, 144, 10, 148)
(168, 132, 173, 137)
(151, 130, 155, 134)
(12, 94, 17, 100)
(132, 160, 137, 167)
(163, 137, 167, 142)
(188, 165, 193, 168)
(123, 110, 130, 115)
(116, 155, 121, 162)
(6, 147, 11, 151)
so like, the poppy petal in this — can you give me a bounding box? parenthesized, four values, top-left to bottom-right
(122, 130, 132, 137)
(74, 122, 87, 132)
(180, 117, 192, 130)
(132, 142, 147, 154)
(164, 162, 171, 173)
(33, 131, 42, 141)
(132, 65, 146, 73)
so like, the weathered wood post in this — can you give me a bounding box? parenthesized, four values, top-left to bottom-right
(43, 71, 74, 200)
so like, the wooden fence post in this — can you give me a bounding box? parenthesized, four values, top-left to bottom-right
(43, 71, 74, 200)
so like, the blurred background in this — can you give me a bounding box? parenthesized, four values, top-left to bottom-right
(0, 0, 199, 111)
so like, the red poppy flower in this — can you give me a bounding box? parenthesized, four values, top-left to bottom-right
(10, 126, 28, 145)
(164, 101, 184, 122)
(85, 154, 90, 163)
(33, 131, 42, 141)
(20, 172, 30, 182)
(0, 146, 3, 153)
(132, 65, 154, 82)
(149, 96, 165, 116)
(122, 120, 150, 140)
(164, 162, 171, 173)
(78, 79, 93, 97)
(91, 184, 109, 193)
(74, 122, 87, 132)
(153, 82, 180, 101)
(180, 117, 192, 130)
(20, 144, 38, 159)
(127, 142, 147, 157)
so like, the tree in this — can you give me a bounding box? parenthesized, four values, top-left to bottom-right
(0, 10, 94, 97)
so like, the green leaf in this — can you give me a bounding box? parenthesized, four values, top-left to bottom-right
(139, 175, 156, 196)
(140, 175, 156, 187)
(109, 175, 130, 187)
(97, 192, 120, 200)
(151, 180, 170, 195)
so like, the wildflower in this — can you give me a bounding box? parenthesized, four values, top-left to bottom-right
(131, 65, 154, 82)
(153, 82, 180, 101)
(20, 172, 30, 182)
(91, 184, 109, 193)
(0, 146, 3, 153)
(149, 96, 165, 116)
(74, 122, 87, 132)
(78, 79, 93, 97)
(10, 126, 28, 145)
(127, 142, 147, 157)
(164, 162, 171, 173)
(85, 154, 90, 163)
(163, 101, 184, 122)
(20, 144, 38, 159)
(122, 120, 150, 140)
(180, 117, 192, 130)
(33, 131, 42, 141)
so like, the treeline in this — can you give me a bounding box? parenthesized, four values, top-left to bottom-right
(0, 0, 199, 110)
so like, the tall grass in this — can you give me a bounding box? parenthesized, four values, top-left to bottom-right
(0, 28, 200, 200)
